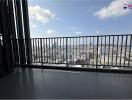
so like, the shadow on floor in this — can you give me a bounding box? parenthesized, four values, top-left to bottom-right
(0, 68, 132, 99)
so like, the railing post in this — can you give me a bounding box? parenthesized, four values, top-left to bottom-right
(96, 36, 99, 69)
(128, 35, 132, 67)
(40, 39, 43, 66)
(66, 38, 68, 67)
(124, 35, 128, 67)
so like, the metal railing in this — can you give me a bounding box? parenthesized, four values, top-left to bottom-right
(27, 34, 132, 70)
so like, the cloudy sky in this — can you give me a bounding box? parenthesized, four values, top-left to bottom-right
(28, 0, 132, 38)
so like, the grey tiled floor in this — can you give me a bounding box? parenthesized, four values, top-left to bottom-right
(0, 68, 132, 99)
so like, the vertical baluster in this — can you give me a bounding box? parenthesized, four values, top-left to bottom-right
(35, 39, 37, 63)
(108, 36, 110, 66)
(124, 36, 128, 66)
(96, 36, 99, 69)
(54, 38, 56, 63)
(86, 37, 87, 65)
(56, 38, 59, 63)
(43, 39, 45, 63)
(76, 37, 77, 64)
(116, 36, 119, 67)
(128, 35, 132, 67)
(46, 38, 48, 63)
(112, 36, 114, 66)
(100, 37, 102, 66)
(83, 37, 85, 65)
(104, 36, 106, 66)
(69, 38, 71, 64)
(40, 39, 43, 65)
(38, 39, 40, 63)
(32, 39, 35, 63)
(93, 37, 94, 65)
(52, 38, 53, 63)
(60, 38, 61, 64)
(120, 36, 123, 66)
(66, 38, 68, 67)
(90, 37, 91, 65)
(49, 38, 50, 63)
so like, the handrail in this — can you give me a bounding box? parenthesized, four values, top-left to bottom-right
(30, 34, 132, 39)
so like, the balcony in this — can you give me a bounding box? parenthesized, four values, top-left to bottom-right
(0, 68, 132, 99)
(13, 34, 132, 72)
(1, 0, 132, 99)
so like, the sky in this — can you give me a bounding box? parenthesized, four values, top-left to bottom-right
(28, 0, 132, 38)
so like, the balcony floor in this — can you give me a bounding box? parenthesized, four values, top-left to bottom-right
(0, 68, 132, 99)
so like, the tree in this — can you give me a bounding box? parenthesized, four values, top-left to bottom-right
(76, 59, 86, 65)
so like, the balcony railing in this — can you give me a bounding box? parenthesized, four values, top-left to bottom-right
(25, 34, 132, 70)
(14, 34, 132, 70)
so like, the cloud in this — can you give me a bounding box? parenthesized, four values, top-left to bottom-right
(95, 30, 99, 34)
(45, 29, 56, 37)
(28, 5, 55, 24)
(75, 32, 82, 35)
(31, 29, 56, 38)
(94, 0, 132, 19)
(30, 23, 37, 28)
